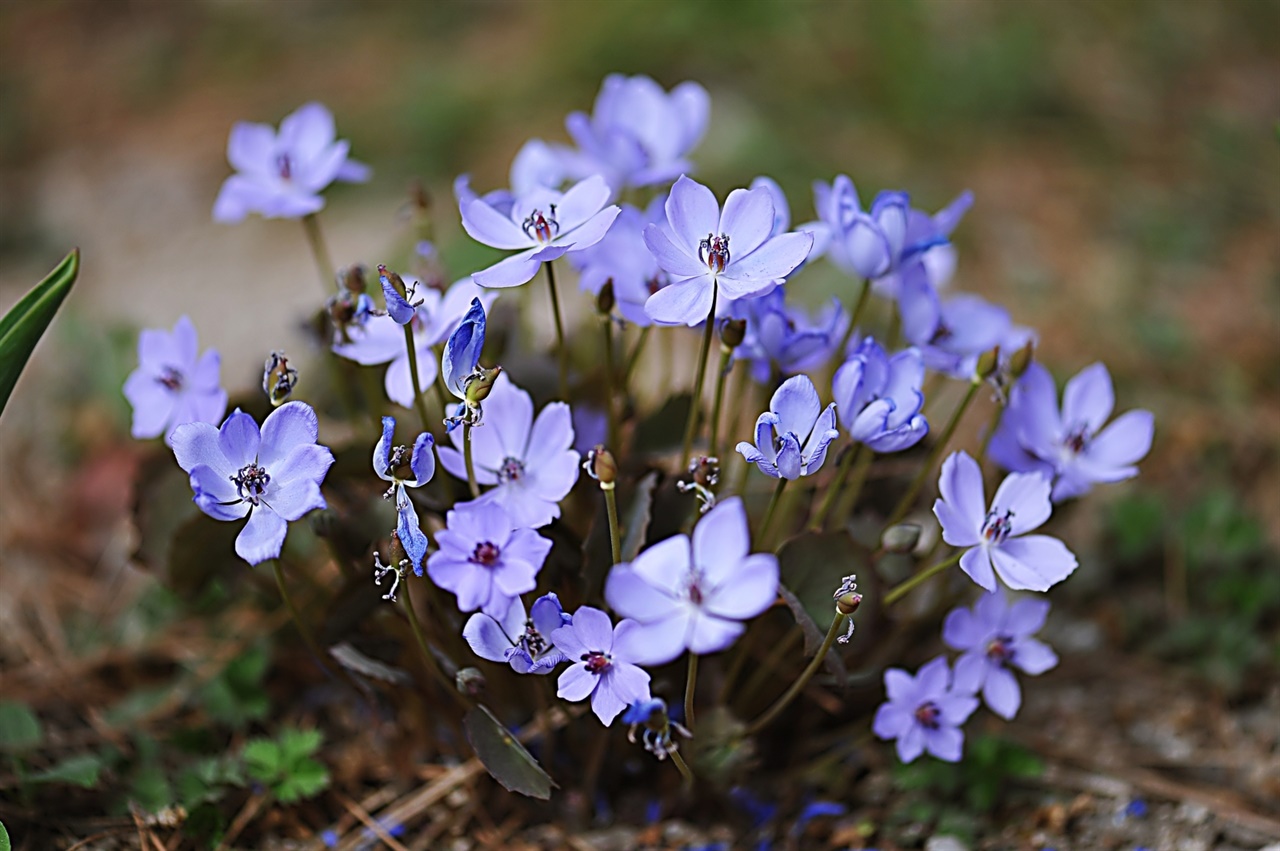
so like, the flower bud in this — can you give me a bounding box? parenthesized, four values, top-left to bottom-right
(974, 345, 1001, 381)
(464, 366, 502, 405)
(720, 318, 747, 349)
(262, 350, 298, 407)
(881, 523, 921, 554)
(585, 445, 618, 487)
(835, 592, 863, 616)
(456, 667, 486, 698)
(340, 264, 367, 295)
(596, 280, 616, 315)
(1009, 339, 1035, 379)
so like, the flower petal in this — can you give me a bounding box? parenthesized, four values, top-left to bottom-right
(1062, 363, 1114, 435)
(666, 175, 720, 257)
(1006, 597, 1050, 636)
(573, 606, 615, 653)
(720, 231, 812, 290)
(1082, 409, 1153, 472)
(461, 198, 532, 250)
(703, 552, 777, 620)
(643, 223, 707, 278)
(473, 250, 542, 289)
(688, 612, 744, 655)
(235, 508, 287, 565)
(605, 565, 681, 623)
(172, 421, 231, 477)
(921, 724, 964, 762)
(991, 536, 1077, 591)
(643, 277, 714, 326)
(770, 375, 820, 439)
(990, 471, 1053, 536)
(959, 546, 997, 592)
(258, 401, 319, 470)
(942, 605, 982, 651)
(463, 612, 513, 663)
(692, 496, 750, 582)
(557, 664, 598, 702)
(718, 186, 774, 259)
(219, 410, 261, 470)
(938, 451, 986, 536)
(982, 666, 1021, 719)
(1013, 636, 1058, 675)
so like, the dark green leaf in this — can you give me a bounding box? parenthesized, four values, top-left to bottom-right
(0, 249, 78, 418)
(777, 531, 862, 632)
(30, 753, 103, 788)
(621, 471, 659, 562)
(275, 758, 329, 803)
(0, 819, 9, 851)
(0, 702, 42, 752)
(633, 393, 691, 455)
(464, 705, 554, 799)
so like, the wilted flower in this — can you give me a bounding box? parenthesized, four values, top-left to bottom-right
(870, 190, 974, 299)
(605, 497, 778, 664)
(438, 298, 497, 432)
(831, 337, 929, 453)
(124, 316, 227, 445)
(172, 402, 334, 565)
(437, 373, 579, 529)
(462, 592, 571, 674)
(987, 362, 1154, 501)
(943, 591, 1058, 719)
(736, 375, 838, 480)
(373, 417, 435, 574)
(550, 606, 652, 726)
(933, 451, 1078, 592)
(212, 102, 369, 222)
(730, 289, 847, 384)
(261, 350, 298, 407)
(873, 655, 979, 763)
(427, 501, 551, 618)
(805, 175, 908, 281)
(461, 175, 620, 288)
(333, 279, 496, 411)
(623, 697, 691, 761)
(643, 175, 813, 326)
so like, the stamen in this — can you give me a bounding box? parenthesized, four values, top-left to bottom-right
(276, 153, 293, 181)
(230, 463, 271, 506)
(981, 509, 1015, 545)
(372, 550, 406, 602)
(985, 635, 1014, 665)
(470, 541, 501, 566)
(497, 456, 525, 484)
(521, 204, 560, 244)
(156, 366, 184, 392)
(580, 650, 612, 675)
(697, 233, 731, 273)
(914, 700, 941, 729)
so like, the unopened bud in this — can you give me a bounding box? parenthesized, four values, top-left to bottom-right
(456, 667, 486, 697)
(1009, 339, 1035, 379)
(584, 445, 618, 487)
(464, 366, 502, 405)
(881, 523, 921, 554)
(596, 280, 616, 315)
(379, 265, 409, 300)
(720, 318, 747, 349)
(262, 350, 299, 407)
(341, 264, 367, 294)
(836, 592, 863, 616)
(974, 345, 1001, 381)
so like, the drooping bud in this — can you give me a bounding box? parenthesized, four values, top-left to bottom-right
(1009, 339, 1035, 379)
(262, 351, 299, 407)
(464, 365, 502, 405)
(456, 667, 486, 698)
(584, 445, 618, 488)
(974, 345, 1001, 381)
(881, 523, 921, 554)
(719, 318, 747, 349)
(596, 279, 616, 315)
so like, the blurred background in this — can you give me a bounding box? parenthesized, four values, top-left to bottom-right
(0, 0, 1277, 845)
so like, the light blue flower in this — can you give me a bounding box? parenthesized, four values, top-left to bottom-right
(736, 375, 838, 480)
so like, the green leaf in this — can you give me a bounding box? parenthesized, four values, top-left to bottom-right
(242, 738, 282, 780)
(0, 249, 78, 418)
(463, 704, 554, 799)
(275, 758, 329, 803)
(620, 471, 658, 562)
(0, 702, 43, 753)
(30, 753, 103, 788)
(277, 727, 323, 764)
(0, 820, 9, 851)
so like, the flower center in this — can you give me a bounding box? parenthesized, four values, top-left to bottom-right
(982, 509, 1015, 545)
(276, 153, 293, 181)
(156, 366, 184, 392)
(386, 444, 413, 481)
(522, 205, 559, 244)
(498, 457, 525, 484)
(930, 320, 954, 345)
(520, 619, 549, 659)
(698, 233, 731, 273)
(580, 650, 612, 675)
(1063, 422, 1092, 454)
(231, 463, 271, 506)
(986, 635, 1014, 666)
(914, 700, 941, 730)
(470, 541, 501, 566)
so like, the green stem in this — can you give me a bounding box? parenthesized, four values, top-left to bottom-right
(831, 446, 874, 527)
(886, 379, 980, 527)
(270, 560, 333, 676)
(669, 748, 695, 789)
(624, 325, 652, 382)
(837, 278, 872, 356)
(462, 422, 480, 498)
(602, 317, 619, 450)
(757, 476, 789, 548)
(603, 484, 621, 566)
(401, 325, 433, 436)
(403, 580, 468, 709)
(883, 549, 963, 606)
(544, 261, 569, 399)
(684, 653, 699, 730)
(746, 612, 847, 735)
(301, 213, 336, 295)
(977, 399, 1004, 464)
(680, 288, 719, 470)
(707, 345, 733, 461)
(809, 444, 859, 531)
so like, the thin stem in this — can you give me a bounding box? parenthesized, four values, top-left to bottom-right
(462, 422, 480, 498)
(624, 325, 652, 383)
(669, 748, 695, 789)
(886, 379, 980, 527)
(684, 653, 699, 730)
(757, 476, 789, 548)
(680, 288, 719, 470)
(602, 318, 619, 450)
(837, 278, 872, 356)
(603, 485, 621, 566)
(746, 612, 847, 735)
(707, 345, 733, 461)
(270, 560, 333, 676)
(831, 446, 874, 527)
(403, 580, 468, 709)
(977, 399, 1003, 465)
(809, 444, 859, 531)
(301, 213, 336, 295)
(401, 325, 433, 436)
(544, 261, 569, 399)
(883, 549, 963, 606)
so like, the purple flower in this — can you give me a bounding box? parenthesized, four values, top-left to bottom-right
(437, 373, 579, 528)
(462, 592, 571, 674)
(736, 375, 838, 480)
(898, 262, 1010, 378)
(933, 451, 1078, 592)
(643, 176, 813, 326)
(832, 337, 929, 453)
(560, 74, 710, 192)
(943, 591, 1058, 719)
(172, 402, 334, 565)
(804, 176, 908, 281)
(550, 606, 652, 726)
(455, 139, 568, 218)
(987, 362, 1154, 502)
(427, 501, 551, 618)
(212, 102, 369, 223)
(730, 289, 848, 384)
(461, 175, 620, 288)
(604, 497, 779, 665)
(572, 197, 671, 326)
(332, 278, 496, 410)
(873, 656, 979, 763)
(871, 190, 974, 299)
(373, 417, 435, 575)
(124, 316, 227, 446)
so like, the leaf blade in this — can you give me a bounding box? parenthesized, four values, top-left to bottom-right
(0, 249, 79, 418)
